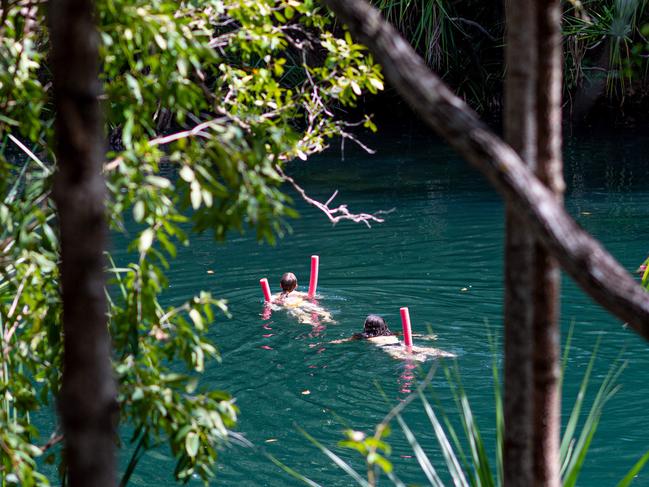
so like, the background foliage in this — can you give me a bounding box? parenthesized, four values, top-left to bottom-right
(370, 0, 649, 114)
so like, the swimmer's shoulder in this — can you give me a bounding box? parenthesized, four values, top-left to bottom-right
(273, 292, 306, 308)
(368, 335, 400, 346)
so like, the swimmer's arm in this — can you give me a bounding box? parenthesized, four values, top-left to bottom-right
(329, 336, 359, 344)
(393, 332, 438, 341)
(412, 333, 438, 341)
(411, 345, 455, 358)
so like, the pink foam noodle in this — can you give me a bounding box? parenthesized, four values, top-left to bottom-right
(260, 278, 272, 302)
(308, 255, 319, 298)
(400, 307, 413, 349)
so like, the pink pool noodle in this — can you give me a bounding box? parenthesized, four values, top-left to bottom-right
(260, 278, 272, 302)
(308, 255, 319, 298)
(400, 307, 413, 348)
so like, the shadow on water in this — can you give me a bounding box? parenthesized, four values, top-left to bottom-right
(111, 130, 649, 486)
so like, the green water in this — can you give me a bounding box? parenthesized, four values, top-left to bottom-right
(114, 131, 649, 486)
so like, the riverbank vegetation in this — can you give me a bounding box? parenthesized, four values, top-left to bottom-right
(302, 336, 648, 487)
(369, 0, 649, 123)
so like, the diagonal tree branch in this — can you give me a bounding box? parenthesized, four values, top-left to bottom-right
(320, 0, 649, 339)
(276, 165, 393, 228)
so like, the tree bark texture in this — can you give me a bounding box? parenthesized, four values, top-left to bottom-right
(533, 1, 564, 486)
(49, 1, 117, 486)
(320, 0, 649, 337)
(503, 0, 537, 484)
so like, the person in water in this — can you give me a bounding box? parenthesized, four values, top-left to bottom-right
(277, 272, 300, 299)
(268, 272, 334, 324)
(332, 314, 453, 362)
(352, 314, 399, 343)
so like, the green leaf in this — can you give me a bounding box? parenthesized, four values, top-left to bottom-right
(133, 201, 145, 222)
(179, 166, 194, 182)
(369, 77, 384, 91)
(185, 431, 199, 458)
(189, 308, 203, 330)
(139, 228, 154, 253)
(371, 454, 393, 474)
(190, 182, 202, 210)
(125, 73, 143, 104)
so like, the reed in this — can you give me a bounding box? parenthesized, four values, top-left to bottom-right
(293, 329, 649, 486)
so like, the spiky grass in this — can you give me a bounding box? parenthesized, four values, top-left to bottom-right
(291, 330, 648, 487)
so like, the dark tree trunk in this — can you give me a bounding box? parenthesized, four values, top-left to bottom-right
(503, 1, 537, 484)
(319, 0, 649, 336)
(533, 1, 564, 485)
(49, 1, 117, 486)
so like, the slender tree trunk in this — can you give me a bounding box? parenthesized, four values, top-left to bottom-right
(533, 1, 564, 485)
(503, 1, 537, 485)
(49, 1, 117, 486)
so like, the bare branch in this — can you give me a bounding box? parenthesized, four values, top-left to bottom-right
(276, 165, 393, 227)
(449, 17, 498, 42)
(40, 432, 64, 453)
(148, 118, 224, 147)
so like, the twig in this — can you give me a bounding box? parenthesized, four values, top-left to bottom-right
(275, 165, 394, 228)
(103, 117, 228, 171)
(40, 432, 64, 452)
(449, 17, 498, 42)
(7, 134, 50, 174)
(148, 118, 225, 147)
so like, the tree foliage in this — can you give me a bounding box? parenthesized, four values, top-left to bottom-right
(0, 0, 383, 484)
(370, 0, 649, 112)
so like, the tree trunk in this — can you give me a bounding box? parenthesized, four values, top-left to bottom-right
(49, 1, 117, 486)
(503, 0, 537, 484)
(319, 0, 649, 337)
(533, 1, 564, 486)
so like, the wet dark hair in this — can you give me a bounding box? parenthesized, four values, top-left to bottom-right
(353, 314, 393, 339)
(280, 272, 297, 294)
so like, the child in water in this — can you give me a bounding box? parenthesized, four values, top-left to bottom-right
(332, 314, 453, 362)
(269, 272, 334, 324)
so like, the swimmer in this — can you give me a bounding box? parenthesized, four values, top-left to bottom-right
(273, 272, 307, 305)
(331, 314, 453, 362)
(268, 272, 334, 324)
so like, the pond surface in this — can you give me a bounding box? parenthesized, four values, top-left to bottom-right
(116, 130, 649, 486)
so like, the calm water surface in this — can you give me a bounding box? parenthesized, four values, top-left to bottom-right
(115, 131, 649, 486)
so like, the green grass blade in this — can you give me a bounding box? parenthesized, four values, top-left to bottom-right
(486, 323, 504, 485)
(563, 358, 626, 486)
(616, 450, 649, 487)
(107, 252, 129, 300)
(264, 452, 324, 487)
(419, 391, 470, 487)
(560, 320, 576, 388)
(386, 470, 407, 487)
(459, 392, 494, 487)
(560, 336, 601, 466)
(430, 390, 472, 481)
(296, 426, 370, 487)
(395, 413, 445, 487)
(446, 363, 494, 487)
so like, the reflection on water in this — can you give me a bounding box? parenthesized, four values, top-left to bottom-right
(111, 131, 649, 486)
